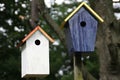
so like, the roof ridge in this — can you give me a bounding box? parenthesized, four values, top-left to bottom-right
(17, 26, 54, 47)
(37, 26, 55, 43)
(22, 26, 39, 43)
(64, 2, 104, 23)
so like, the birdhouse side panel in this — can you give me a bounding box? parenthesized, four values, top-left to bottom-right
(24, 30, 49, 77)
(64, 25, 74, 53)
(69, 7, 98, 52)
(21, 44, 29, 77)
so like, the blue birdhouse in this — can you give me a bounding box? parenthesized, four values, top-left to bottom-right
(61, 2, 104, 53)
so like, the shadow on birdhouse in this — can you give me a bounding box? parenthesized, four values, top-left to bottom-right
(61, 2, 104, 53)
(17, 26, 54, 78)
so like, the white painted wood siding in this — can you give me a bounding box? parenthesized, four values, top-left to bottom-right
(21, 30, 49, 78)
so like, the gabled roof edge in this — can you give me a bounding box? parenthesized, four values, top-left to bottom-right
(22, 26, 38, 43)
(64, 2, 84, 22)
(61, 2, 104, 28)
(37, 26, 55, 43)
(83, 2, 104, 22)
(17, 26, 55, 47)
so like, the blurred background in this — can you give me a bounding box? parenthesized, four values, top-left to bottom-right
(0, 0, 120, 80)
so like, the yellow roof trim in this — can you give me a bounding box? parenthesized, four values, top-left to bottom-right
(83, 2, 104, 22)
(64, 2, 84, 22)
(64, 2, 104, 23)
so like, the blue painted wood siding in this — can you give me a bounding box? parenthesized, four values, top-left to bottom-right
(68, 7, 98, 52)
(64, 25, 74, 53)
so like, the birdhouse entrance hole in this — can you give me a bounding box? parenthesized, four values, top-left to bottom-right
(80, 21, 86, 27)
(35, 39, 41, 45)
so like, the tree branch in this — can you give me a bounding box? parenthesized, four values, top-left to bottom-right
(31, 0, 39, 28)
(37, 0, 67, 47)
(31, 0, 97, 80)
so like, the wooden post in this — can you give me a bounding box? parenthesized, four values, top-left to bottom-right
(74, 53, 84, 80)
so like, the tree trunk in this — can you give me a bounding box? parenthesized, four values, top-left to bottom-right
(89, 0, 120, 80)
(31, 0, 97, 80)
(36, 1, 97, 79)
(31, 0, 40, 28)
(31, 0, 120, 80)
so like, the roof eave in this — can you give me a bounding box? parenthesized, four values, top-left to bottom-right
(61, 2, 104, 28)
(17, 26, 55, 47)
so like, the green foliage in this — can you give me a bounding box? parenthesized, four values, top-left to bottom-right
(85, 51, 100, 79)
(0, 0, 32, 80)
(61, 74, 73, 80)
(0, 0, 100, 80)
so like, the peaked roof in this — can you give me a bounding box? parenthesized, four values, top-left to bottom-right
(61, 2, 104, 28)
(17, 26, 55, 47)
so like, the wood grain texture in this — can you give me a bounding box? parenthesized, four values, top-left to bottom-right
(68, 7, 98, 52)
(74, 54, 83, 80)
(21, 31, 49, 78)
(61, 2, 104, 29)
(64, 23, 74, 53)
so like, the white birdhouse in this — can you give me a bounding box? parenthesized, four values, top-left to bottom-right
(17, 26, 54, 78)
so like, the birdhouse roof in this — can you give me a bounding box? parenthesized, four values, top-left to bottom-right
(61, 2, 104, 28)
(17, 26, 55, 47)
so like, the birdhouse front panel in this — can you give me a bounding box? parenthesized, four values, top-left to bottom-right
(21, 30, 49, 77)
(68, 7, 98, 52)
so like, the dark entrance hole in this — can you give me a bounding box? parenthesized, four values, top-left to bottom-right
(80, 21, 86, 27)
(35, 39, 41, 45)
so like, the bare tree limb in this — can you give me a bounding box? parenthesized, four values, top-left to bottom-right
(37, 0, 66, 47)
(31, 0, 98, 80)
(31, 0, 39, 28)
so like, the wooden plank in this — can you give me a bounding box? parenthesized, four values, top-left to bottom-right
(74, 53, 83, 80)
(64, 23, 74, 53)
(22, 31, 49, 78)
(69, 7, 98, 52)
